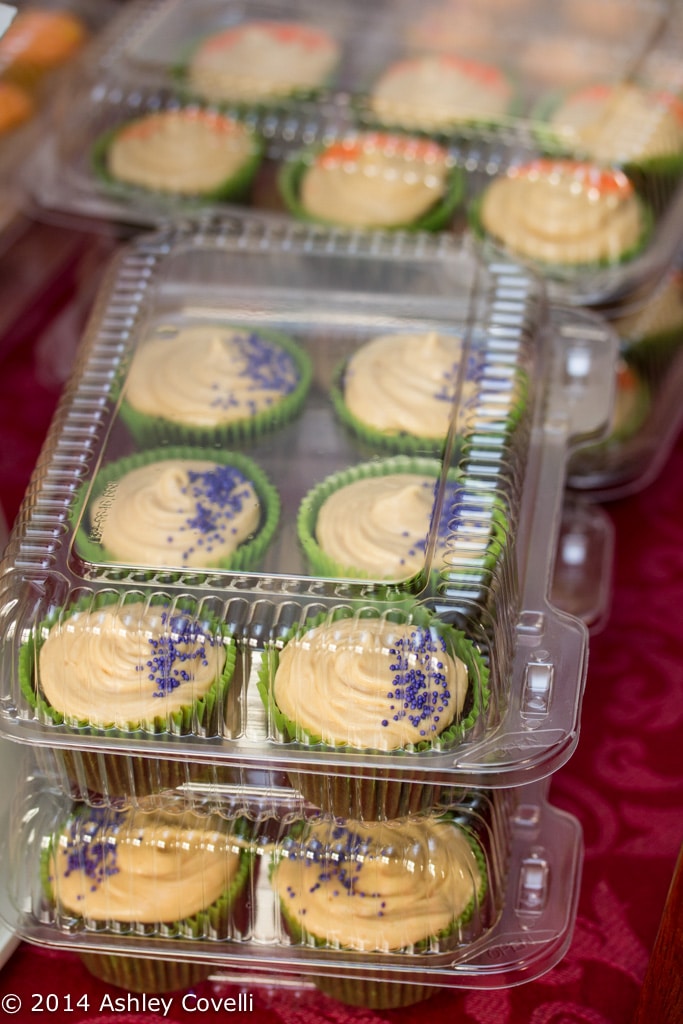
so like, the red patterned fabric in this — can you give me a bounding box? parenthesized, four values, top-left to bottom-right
(1, 230, 682, 1023)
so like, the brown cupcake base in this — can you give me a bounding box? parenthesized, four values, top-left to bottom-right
(314, 973, 441, 1009)
(80, 952, 212, 993)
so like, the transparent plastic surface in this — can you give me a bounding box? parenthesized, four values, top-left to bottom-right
(21, 0, 683, 305)
(0, 222, 618, 802)
(550, 497, 614, 633)
(3, 766, 582, 992)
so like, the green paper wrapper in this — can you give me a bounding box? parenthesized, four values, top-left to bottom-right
(257, 606, 489, 819)
(278, 137, 465, 232)
(72, 446, 280, 577)
(91, 108, 264, 205)
(80, 953, 212, 994)
(19, 592, 237, 798)
(118, 326, 313, 448)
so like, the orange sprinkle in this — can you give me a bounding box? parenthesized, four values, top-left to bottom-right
(0, 81, 34, 134)
(317, 133, 448, 168)
(616, 363, 638, 392)
(510, 159, 633, 196)
(202, 20, 335, 55)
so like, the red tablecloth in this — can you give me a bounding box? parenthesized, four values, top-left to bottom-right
(1, 225, 681, 1024)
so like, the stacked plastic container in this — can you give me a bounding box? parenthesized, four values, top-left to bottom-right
(1, 0, 682, 1008)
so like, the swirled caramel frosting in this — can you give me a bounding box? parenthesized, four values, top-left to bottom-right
(125, 324, 302, 426)
(38, 601, 227, 727)
(343, 331, 478, 438)
(479, 160, 645, 265)
(299, 134, 450, 227)
(187, 20, 338, 103)
(90, 459, 261, 568)
(369, 54, 512, 130)
(272, 616, 469, 749)
(548, 84, 683, 165)
(107, 109, 257, 194)
(49, 808, 241, 923)
(272, 816, 482, 951)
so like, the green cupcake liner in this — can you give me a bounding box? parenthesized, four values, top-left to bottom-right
(19, 590, 236, 741)
(72, 445, 280, 577)
(41, 806, 252, 950)
(468, 185, 655, 274)
(117, 326, 313, 448)
(257, 604, 490, 759)
(80, 953, 212, 994)
(312, 974, 441, 1009)
(278, 141, 466, 233)
(91, 109, 264, 205)
(622, 324, 683, 382)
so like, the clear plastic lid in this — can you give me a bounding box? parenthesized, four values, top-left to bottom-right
(0, 221, 618, 806)
(3, 766, 582, 993)
(22, 0, 683, 305)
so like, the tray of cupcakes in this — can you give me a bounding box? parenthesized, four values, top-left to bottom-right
(19, 0, 683, 306)
(0, 219, 618, 811)
(3, 756, 582, 1004)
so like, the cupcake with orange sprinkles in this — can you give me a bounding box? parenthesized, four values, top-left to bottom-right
(92, 107, 263, 202)
(279, 131, 465, 231)
(470, 158, 653, 268)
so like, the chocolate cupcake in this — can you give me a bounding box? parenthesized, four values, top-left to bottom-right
(279, 132, 465, 231)
(119, 322, 312, 446)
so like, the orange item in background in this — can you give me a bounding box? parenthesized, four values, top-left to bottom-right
(0, 80, 34, 135)
(0, 9, 87, 86)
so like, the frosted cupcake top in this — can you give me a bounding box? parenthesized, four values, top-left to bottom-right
(478, 160, 645, 265)
(38, 601, 227, 727)
(186, 20, 339, 103)
(369, 54, 513, 130)
(314, 472, 448, 579)
(547, 84, 683, 165)
(298, 134, 451, 228)
(106, 109, 258, 194)
(89, 459, 261, 568)
(271, 616, 469, 749)
(124, 324, 303, 427)
(342, 330, 478, 439)
(49, 808, 241, 923)
(272, 816, 482, 951)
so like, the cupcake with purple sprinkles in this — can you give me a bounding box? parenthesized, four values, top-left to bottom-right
(271, 813, 488, 1007)
(43, 805, 251, 992)
(18, 591, 237, 795)
(119, 322, 312, 446)
(74, 446, 279, 575)
(257, 606, 488, 819)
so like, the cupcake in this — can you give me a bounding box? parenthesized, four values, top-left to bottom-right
(364, 54, 516, 134)
(297, 456, 506, 590)
(92, 108, 263, 201)
(613, 268, 683, 380)
(182, 19, 339, 105)
(537, 84, 683, 179)
(119, 322, 312, 446)
(279, 132, 465, 231)
(271, 814, 487, 1007)
(257, 607, 488, 818)
(331, 329, 522, 454)
(471, 159, 652, 268)
(0, 81, 34, 136)
(74, 447, 279, 574)
(0, 8, 87, 88)
(18, 593, 236, 796)
(44, 805, 251, 992)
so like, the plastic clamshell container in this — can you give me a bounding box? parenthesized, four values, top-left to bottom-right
(21, 0, 683, 306)
(0, 221, 618, 806)
(3, 767, 582, 995)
